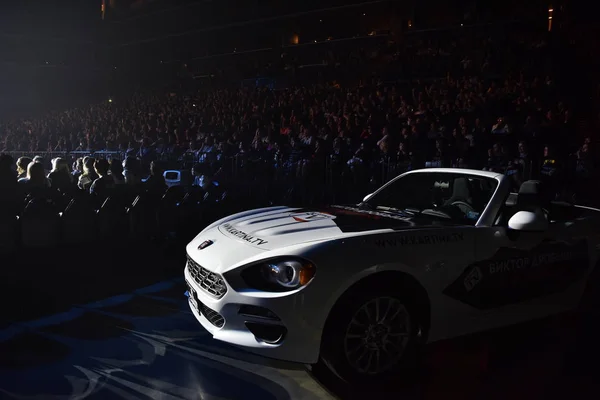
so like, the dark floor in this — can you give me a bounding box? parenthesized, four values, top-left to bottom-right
(0, 242, 330, 399)
(321, 311, 600, 400)
(1, 242, 599, 399)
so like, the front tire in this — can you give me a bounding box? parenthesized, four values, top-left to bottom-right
(317, 285, 424, 389)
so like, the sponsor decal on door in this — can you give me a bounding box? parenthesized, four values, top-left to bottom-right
(443, 239, 589, 309)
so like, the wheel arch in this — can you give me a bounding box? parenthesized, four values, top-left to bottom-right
(320, 270, 432, 347)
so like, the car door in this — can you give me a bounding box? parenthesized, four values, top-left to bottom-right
(443, 216, 591, 325)
(371, 225, 478, 342)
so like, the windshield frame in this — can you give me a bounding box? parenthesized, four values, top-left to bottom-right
(359, 170, 504, 227)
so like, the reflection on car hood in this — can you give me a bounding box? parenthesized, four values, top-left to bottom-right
(214, 205, 437, 250)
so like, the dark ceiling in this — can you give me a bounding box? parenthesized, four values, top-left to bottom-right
(0, 0, 100, 39)
(0, 0, 573, 70)
(0, 0, 579, 115)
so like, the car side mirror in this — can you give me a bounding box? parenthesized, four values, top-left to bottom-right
(508, 211, 548, 232)
(363, 193, 374, 203)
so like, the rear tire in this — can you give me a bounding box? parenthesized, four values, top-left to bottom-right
(317, 283, 425, 390)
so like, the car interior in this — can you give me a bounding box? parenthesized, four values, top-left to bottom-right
(495, 180, 584, 226)
(442, 177, 492, 216)
(376, 174, 583, 227)
(415, 175, 497, 224)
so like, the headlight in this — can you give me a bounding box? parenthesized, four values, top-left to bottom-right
(263, 260, 314, 288)
(237, 258, 316, 292)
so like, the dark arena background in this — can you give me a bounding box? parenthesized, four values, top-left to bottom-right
(1, 0, 599, 399)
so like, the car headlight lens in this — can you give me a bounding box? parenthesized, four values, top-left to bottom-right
(237, 258, 316, 292)
(263, 260, 314, 288)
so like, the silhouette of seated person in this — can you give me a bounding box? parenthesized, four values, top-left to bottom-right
(16, 156, 32, 180)
(0, 153, 19, 214)
(78, 156, 99, 192)
(18, 161, 52, 198)
(144, 161, 168, 197)
(48, 157, 75, 194)
(90, 159, 116, 202)
(109, 158, 125, 185)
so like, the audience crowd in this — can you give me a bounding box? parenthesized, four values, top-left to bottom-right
(0, 26, 597, 210)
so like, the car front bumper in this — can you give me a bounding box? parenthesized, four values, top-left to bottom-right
(184, 263, 322, 364)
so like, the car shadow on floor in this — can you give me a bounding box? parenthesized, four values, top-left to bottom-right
(314, 309, 600, 400)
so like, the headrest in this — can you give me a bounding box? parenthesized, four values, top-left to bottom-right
(517, 180, 549, 209)
(452, 177, 470, 198)
(518, 180, 543, 196)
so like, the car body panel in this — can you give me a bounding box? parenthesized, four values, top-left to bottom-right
(184, 168, 600, 364)
(214, 204, 468, 251)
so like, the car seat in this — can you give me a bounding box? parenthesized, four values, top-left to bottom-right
(514, 180, 549, 217)
(444, 177, 474, 214)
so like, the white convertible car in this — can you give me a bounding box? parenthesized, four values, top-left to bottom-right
(184, 168, 600, 386)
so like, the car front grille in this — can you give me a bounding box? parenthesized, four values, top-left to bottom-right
(199, 301, 225, 328)
(187, 255, 228, 298)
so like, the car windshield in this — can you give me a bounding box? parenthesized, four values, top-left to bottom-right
(361, 172, 498, 225)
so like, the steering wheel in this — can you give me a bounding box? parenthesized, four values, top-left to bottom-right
(450, 200, 475, 215)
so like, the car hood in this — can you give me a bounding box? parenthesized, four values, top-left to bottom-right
(212, 205, 422, 250)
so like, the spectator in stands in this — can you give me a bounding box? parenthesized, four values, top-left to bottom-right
(491, 117, 511, 135)
(122, 156, 141, 186)
(78, 157, 99, 191)
(144, 161, 167, 195)
(430, 139, 450, 168)
(198, 137, 217, 164)
(540, 145, 560, 177)
(576, 142, 594, 179)
(512, 141, 533, 185)
(0, 154, 16, 197)
(539, 145, 563, 196)
(74, 140, 88, 151)
(0, 154, 21, 214)
(90, 159, 115, 199)
(72, 158, 83, 181)
(397, 142, 410, 165)
(19, 161, 51, 194)
(200, 170, 222, 200)
(33, 155, 50, 176)
(16, 157, 32, 180)
(484, 143, 507, 173)
(0, 28, 595, 208)
(109, 159, 125, 184)
(137, 137, 155, 163)
(48, 158, 73, 193)
(450, 128, 470, 163)
(191, 163, 209, 187)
